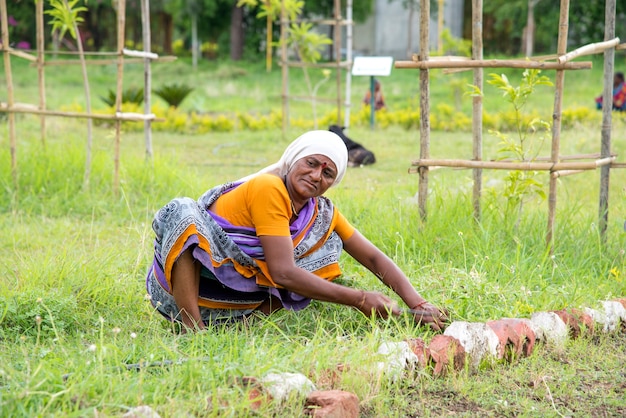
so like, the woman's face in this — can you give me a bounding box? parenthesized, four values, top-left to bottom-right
(286, 154, 338, 201)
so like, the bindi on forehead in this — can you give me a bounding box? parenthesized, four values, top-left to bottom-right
(314, 157, 336, 174)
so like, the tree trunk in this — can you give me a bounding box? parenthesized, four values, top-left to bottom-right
(230, 1, 244, 61)
(133, 11, 142, 48)
(523, 0, 538, 57)
(328, 25, 334, 61)
(407, 2, 414, 58)
(191, 11, 198, 68)
(83, 6, 103, 51)
(159, 11, 173, 55)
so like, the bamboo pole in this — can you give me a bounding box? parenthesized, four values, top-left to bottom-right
(410, 157, 615, 171)
(395, 59, 591, 70)
(280, 0, 288, 137)
(0, 0, 17, 189)
(122, 48, 158, 59)
(5, 48, 37, 61)
(502, 152, 612, 162)
(599, 0, 616, 240)
(437, 0, 444, 55)
(546, 0, 569, 250)
(114, 0, 127, 195)
(141, 0, 153, 161)
(408, 156, 620, 174)
(61, 0, 94, 189)
(6, 49, 120, 56)
(34, 56, 177, 66)
(343, 0, 353, 129)
(266, 2, 272, 72)
(0, 103, 157, 121)
(282, 60, 352, 69)
(334, 0, 342, 125)
(472, 0, 483, 222)
(36, 0, 46, 148)
(417, 0, 430, 220)
(289, 95, 346, 104)
(557, 37, 619, 64)
(412, 54, 470, 62)
(551, 169, 585, 178)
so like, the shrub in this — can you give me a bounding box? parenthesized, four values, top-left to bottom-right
(201, 41, 219, 59)
(100, 86, 144, 107)
(153, 83, 194, 108)
(172, 39, 189, 56)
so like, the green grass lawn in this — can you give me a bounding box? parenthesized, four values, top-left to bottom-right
(1, 57, 625, 416)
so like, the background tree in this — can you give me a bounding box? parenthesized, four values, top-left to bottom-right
(476, 1, 626, 56)
(302, 0, 375, 60)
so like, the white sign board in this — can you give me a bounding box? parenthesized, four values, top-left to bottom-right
(351, 56, 394, 77)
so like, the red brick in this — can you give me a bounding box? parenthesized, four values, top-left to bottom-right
(237, 376, 271, 411)
(552, 308, 594, 337)
(304, 390, 359, 418)
(427, 335, 465, 376)
(406, 338, 431, 368)
(486, 319, 536, 358)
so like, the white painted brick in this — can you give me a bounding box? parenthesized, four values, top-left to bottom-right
(375, 341, 419, 380)
(443, 321, 499, 368)
(260, 372, 316, 402)
(530, 312, 568, 345)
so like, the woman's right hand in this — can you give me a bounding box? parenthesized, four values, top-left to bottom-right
(410, 301, 449, 332)
(355, 290, 400, 319)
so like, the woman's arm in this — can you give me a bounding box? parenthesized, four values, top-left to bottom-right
(170, 248, 205, 332)
(342, 230, 448, 330)
(259, 235, 399, 318)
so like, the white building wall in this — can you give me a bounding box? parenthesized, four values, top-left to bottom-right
(351, 0, 465, 59)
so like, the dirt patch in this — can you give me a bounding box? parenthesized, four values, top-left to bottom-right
(406, 388, 492, 417)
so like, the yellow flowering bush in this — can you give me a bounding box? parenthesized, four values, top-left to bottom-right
(77, 102, 607, 135)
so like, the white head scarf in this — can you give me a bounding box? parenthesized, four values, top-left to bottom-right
(238, 130, 348, 187)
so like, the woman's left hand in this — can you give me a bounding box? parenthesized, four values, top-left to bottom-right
(409, 301, 449, 332)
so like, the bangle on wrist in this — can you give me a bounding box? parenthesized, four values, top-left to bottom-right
(357, 290, 367, 310)
(412, 300, 428, 310)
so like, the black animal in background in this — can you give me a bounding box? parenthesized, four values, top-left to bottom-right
(328, 125, 376, 167)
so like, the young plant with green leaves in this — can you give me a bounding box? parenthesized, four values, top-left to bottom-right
(237, 0, 304, 71)
(45, 0, 93, 188)
(469, 69, 553, 228)
(239, 0, 332, 127)
(283, 22, 333, 128)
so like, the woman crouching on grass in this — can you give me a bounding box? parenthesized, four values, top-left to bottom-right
(146, 130, 448, 332)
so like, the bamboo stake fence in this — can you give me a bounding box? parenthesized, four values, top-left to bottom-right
(599, 0, 617, 239)
(0, 0, 162, 192)
(396, 59, 592, 70)
(36, 0, 46, 148)
(0, 0, 17, 188)
(471, 0, 483, 221)
(545, 0, 569, 248)
(396, 0, 623, 247)
(280, 0, 352, 136)
(417, 0, 430, 220)
(113, 0, 127, 194)
(141, 0, 153, 161)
